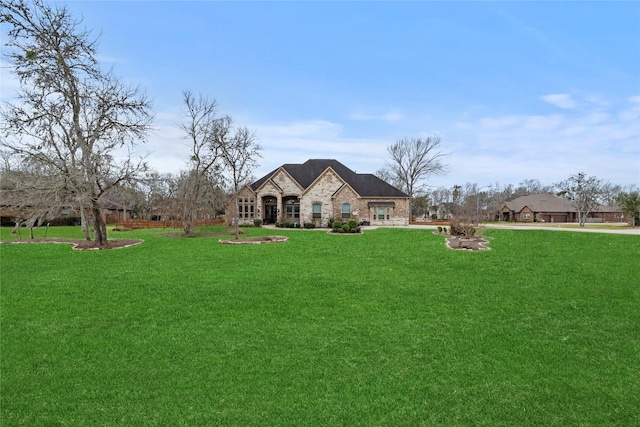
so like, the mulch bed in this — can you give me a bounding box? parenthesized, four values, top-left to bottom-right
(219, 236, 288, 244)
(1, 238, 144, 251)
(445, 236, 490, 251)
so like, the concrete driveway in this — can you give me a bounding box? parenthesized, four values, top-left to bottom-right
(405, 223, 640, 235)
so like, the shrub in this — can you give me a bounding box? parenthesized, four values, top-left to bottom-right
(303, 222, 315, 229)
(254, 218, 263, 227)
(283, 222, 291, 228)
(448, 219, 482, 237)
(328, 218, 335, 228)
(332, 220, 343, 230)
(347, 219, 358, 230)
(342, 224, 351, 233)
(442, 227, 448, 234)
(437, 226, 443, 233)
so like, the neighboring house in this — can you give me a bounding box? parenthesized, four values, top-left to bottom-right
(434, 202, 456, 221)
(0, 193, 132, 226)
(499, 193, 624, 223)
(226, 159, 410, 226)
(99, 199, 132, 224)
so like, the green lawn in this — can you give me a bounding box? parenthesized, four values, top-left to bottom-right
(1, 226, 638, 426)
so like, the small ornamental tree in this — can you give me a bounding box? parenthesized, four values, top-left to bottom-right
(616, 191, 640, 227)
(556, 172, 608, 227)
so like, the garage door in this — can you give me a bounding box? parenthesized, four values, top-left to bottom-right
(553, 215, 567, 223)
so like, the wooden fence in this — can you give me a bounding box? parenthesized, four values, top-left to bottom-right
(409, 219, 450, 226)
(114, 219, 224, 230)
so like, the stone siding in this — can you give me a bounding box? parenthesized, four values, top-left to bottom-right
(272, 170, 302, 196)
(300, 169, 344, 226)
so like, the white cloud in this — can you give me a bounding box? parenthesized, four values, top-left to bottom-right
(523, 114, 564, 131)
(455, 96, 639, 186)
(96, 54, 125, 65)
(0, 60, 21, 100)
(540, 93, 578, 109)
(347, 109, 404, 122)
(256, 120, 342, 139)
(479, 116, 519, 129)
(234, 118, 390, 178)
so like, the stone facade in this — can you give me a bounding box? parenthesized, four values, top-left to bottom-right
(226, 159, 410, 227)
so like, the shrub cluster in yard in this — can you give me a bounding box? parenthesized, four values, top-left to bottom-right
(449, 219, 479, 237)
(331, 219, 361, 233)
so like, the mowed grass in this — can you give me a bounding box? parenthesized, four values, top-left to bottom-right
(1, 226, 638, 426)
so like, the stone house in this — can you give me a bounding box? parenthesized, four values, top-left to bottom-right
(499, 193, 624, 223)
(226, 159, 410, 227)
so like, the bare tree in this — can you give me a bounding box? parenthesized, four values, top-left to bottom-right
(220, 126, 261, 239)
(177, 91, 229, 234)
(138, 171, 177, 220)
(0, 156, 63, 236)
(0, 0, 153, 246)
(447, 184, 483, 237)
(383, 137, 448, 216)
(514, 179, 554, 197)
(374, 168, 403, 191)
(555, 172, 608, 227)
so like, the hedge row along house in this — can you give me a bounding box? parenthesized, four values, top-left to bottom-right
(499, 193, 624, 223)
(226, 159, 410, 227)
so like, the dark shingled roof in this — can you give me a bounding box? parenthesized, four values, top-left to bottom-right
(250, 159, 408, 198)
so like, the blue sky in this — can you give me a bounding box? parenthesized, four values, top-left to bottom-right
(2, 1, 639, 189)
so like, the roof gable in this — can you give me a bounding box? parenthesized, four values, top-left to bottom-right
(300, 166, 346, 197)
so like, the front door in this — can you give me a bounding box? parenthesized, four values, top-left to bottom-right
(265, 205, 277, 224)
(263, 197, 278, 224)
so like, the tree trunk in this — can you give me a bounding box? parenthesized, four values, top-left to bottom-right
(183, 220, 195, 235)
(80, 207, 91, 240)
(234, 196, 240, 239)
(182, 207, 195, 234)
(92, 206, 108, 246)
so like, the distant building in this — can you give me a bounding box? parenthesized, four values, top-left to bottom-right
(0, 194, 131, 226)
(499, 193, 624, 223)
